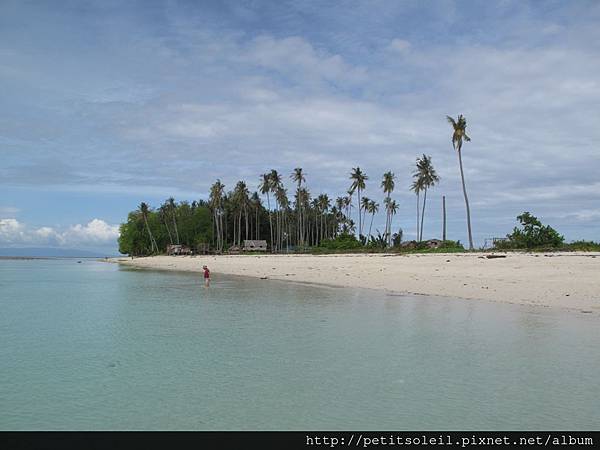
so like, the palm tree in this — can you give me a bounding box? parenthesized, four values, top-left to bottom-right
(447, 114, 474, 250)
(414, 154, 440, 242)
(250, 191, 261, 240)
(361, 196, 371, 234)
(367, 200, 379, 238)
(209, 180, 225, 251)
(139, 202, 158, 253)
(274, 185, 288, 252)
(291, 168, 306, 247)
(259, 173, 274, 252)
(317, 193, 330, 242)
(269, 170, 283, 251)
(167, 197, 179, 245)
(387, 199, 399, 243)
(233, 181, 250, 246)
(410, 178, 424, 242)
(159, 202, 174, 245)
(335, 196, 345, 235)
(349, 167, 368, 236)
(381, 172, 395, 244)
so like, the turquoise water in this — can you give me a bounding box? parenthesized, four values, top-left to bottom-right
(1, 259, 599, 430)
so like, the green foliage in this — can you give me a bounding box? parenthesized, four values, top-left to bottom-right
(366, 232, 387, 249)
(562, 240, 600, 252)
(118, 202, 213, 256)
(495, 212, 564, 249)
(318, 233, 363, 250)
(399, 239, 464, 253)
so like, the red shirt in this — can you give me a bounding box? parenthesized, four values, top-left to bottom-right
(203, 268, 210, 279)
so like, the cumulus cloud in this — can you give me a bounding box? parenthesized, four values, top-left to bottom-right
(0, 218, 119, 248)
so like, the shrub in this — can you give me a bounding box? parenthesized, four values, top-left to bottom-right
(495, 212, 564, 249)
(318, 233, 363, 250)
(563, 240, 600, 251)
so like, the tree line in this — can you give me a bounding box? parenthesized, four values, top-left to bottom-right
(118, 114, 475, 255)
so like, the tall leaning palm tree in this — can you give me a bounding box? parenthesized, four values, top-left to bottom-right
(209, 180, 225, 251)
(447, 114, 474, 250)
(414, 154, 440, 242)
(387, 199, 399, 242)
(349, 167, 368, 237)
(139, 202, 158, 254)
(381, 172, 395, 245)
(361, 196, 371, 234)
(410, 178, 424, 242)
(367, 200, 379, 238)
(167, 197, 179, 245)
(269, 170, 283, 251)
(275, 185, 288, 252)
(259, 173, 274, 252)
(291, 168, 306, 247)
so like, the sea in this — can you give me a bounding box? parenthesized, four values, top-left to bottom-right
(1, 258, 598, 430)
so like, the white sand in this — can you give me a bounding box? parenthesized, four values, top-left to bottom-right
(112, 252, 600, 312)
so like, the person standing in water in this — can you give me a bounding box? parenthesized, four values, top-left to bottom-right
(202, 265, 210, 287)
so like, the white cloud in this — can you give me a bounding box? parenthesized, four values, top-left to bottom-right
(239, 35, 368, 85)
(64, 218, 120, 244)
(0, 219, 26, 244)
(0, 218, 119, 248)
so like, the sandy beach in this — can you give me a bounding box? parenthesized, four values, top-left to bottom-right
(112, 252, 600, 312)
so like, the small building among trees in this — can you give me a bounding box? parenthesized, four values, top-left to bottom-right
(242, 240, 268, 252)
(166, 244, 192, 255)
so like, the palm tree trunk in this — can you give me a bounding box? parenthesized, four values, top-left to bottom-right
(357, 188, 362, 236)
(220, 213, 224, 251)
(385, 209, 390, 245)
(458, 149, 474, 250)
(266, 193, 273, 252)
(416, 193, 420, 242)
(164, 218, 173, 244)
(143, 216, 157, 253)
(245, 206, 249, 241)
(419, 189, 427, 242)
(369, 213, 375, 237)
(172, 212, 179, 245)
(442, 195, 446, 241)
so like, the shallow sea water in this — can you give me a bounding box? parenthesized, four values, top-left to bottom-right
(1, 259, 599, 430)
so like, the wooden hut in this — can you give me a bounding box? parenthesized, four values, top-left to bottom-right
(166, 244, 192, 255)
(242, 240, 268, 252)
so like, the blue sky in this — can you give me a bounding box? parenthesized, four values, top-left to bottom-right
(1, 0, 599, 253)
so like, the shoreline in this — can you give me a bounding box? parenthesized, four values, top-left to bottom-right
(110, 252, 600, 313)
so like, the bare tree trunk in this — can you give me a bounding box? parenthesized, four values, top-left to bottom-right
(357, 188, 362, 236)
(458, 149, 474, 250)
(442, 195, 446, 241)
(143, 216, 157, 253)
(266, 193, 273, 253)
(419, 189, 427, 242)
(164, 218, 173, 244)
(245, 206, 249, 241)
(171, 210, 179, 245)
(416, 193, 420, 242)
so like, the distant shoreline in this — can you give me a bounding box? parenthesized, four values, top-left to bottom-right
(0, 256, 106, 260)
(111, 252, 600, 313)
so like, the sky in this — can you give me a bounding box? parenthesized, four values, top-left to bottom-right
(1, 0, 599, 253)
